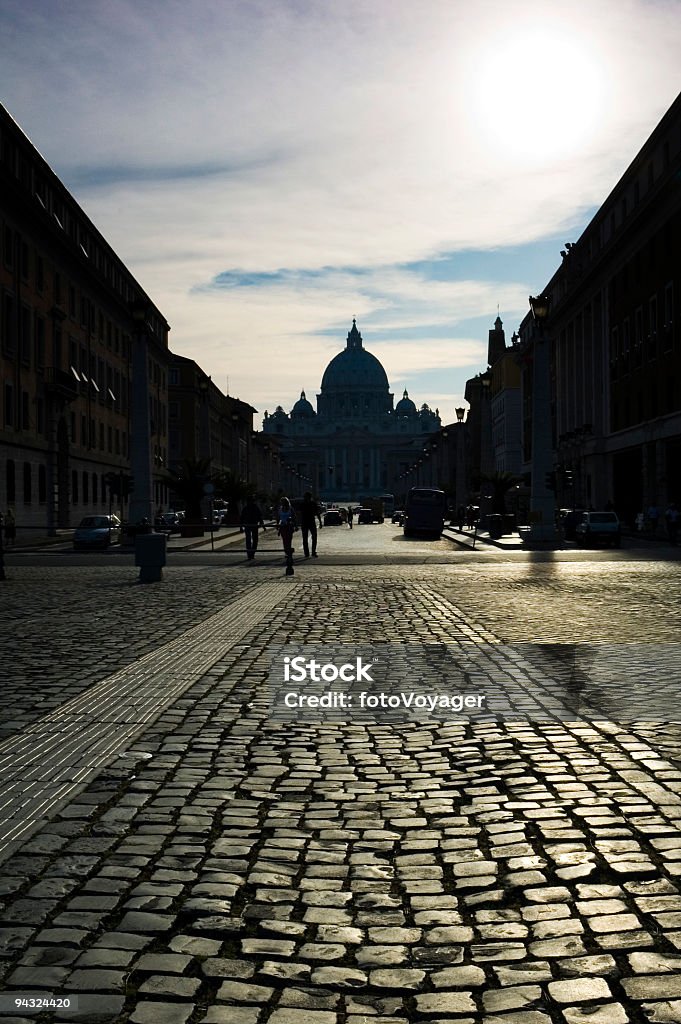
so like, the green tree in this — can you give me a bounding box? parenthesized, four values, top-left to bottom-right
(482, 471, 520, 516)
(164, 458, 211, 523)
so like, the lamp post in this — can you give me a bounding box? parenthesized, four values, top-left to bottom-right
(526, 293, 558, 545)
(455, 406, 466, 514)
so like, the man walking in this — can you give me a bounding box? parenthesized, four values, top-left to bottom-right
(300, 492, 323, 558)
(240, 497, 266, 560)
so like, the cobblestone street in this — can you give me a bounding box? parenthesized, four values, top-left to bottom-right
(1, 548, 681, 1024)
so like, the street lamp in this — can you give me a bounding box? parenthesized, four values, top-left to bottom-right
(526, 293, 558, 545)
(454, 407, 467, 512)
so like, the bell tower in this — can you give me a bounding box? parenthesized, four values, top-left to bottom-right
(487, 314, 506, 366)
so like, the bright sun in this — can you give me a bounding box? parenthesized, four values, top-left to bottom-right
(467, 24, 606, 166)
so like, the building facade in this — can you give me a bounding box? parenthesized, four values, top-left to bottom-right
(262, 320, 441, 502)
(516, 89, 681, 523)
(0, 103, 170, 535)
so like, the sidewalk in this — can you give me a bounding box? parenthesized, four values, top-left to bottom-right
(443, 524, 524, 550)
(443, 523, 679, 553)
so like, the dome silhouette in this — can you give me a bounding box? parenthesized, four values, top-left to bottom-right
(320, 320, 390, 393)
(291, 390, 315, 419)
(395, 389, 417, 417)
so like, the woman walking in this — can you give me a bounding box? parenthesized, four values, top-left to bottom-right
(276, 497, 298, 576)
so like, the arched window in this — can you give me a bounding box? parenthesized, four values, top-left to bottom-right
(92, 473, 98, 504)
(72, 469, 79, 504)
(38, 465, 47, 503)
(23, 462, 32, 503)
(82, 471, 89, 504)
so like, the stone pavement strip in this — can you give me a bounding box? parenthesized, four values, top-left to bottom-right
(0, 581, 292, 862)
(0, 564, 681, 1023)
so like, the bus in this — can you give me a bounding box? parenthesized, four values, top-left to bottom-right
(403, 487, 447, 538)
(377, 493, 394, 517)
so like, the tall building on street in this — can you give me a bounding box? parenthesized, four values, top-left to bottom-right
(516, 90, 681, 522)
(0, 103, 170, 535)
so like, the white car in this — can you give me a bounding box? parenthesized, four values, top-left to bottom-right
(575, 511, 621, 548)
(73, 514, 121, 549)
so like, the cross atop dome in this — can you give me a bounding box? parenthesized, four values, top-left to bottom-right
(346, 319, 363, 350)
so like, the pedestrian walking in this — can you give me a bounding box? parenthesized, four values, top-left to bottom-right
(647, 504, 660, 535)
(240, 497, 266, 560)
(276, 497, 298, 575)
(456, 505, 466, 531)
(300, 491, 323, 557)
(347, 506, 353, 529)
(4, 507, 15, 548)
(665, 502, 679, 545)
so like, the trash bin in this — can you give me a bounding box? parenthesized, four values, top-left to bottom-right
(503, 513, 517, 535)
(135, 532, 166, 583)
(488, 514, 503, 540)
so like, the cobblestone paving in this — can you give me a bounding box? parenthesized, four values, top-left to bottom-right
(0, 567, 256, 740)
(1, 561, 681, 1023)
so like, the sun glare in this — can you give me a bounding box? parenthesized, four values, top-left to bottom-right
(467, 24, 606, 166)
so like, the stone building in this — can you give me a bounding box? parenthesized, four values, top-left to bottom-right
(0, 103, 170, 535)
(517, 89, 681, 523)
(263, 320, 441, 501)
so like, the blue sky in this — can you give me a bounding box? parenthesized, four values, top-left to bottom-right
(1, 0, 680, 424)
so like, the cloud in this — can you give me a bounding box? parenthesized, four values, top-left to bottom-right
(1, 0, 680, 426)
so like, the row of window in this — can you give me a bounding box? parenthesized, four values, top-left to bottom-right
(2, 226, 131, 349)
(0, 286, 132, 394)
(1, 117, 166, 345)
(1, 381, 132, 449)
(610, 284, 676, 368)
(4, 459, 47, 505)
(3, 458, 131, 508)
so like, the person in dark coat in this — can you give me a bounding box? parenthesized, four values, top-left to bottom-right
(240, 498, 266, 560)
(299, 492, 323, 558)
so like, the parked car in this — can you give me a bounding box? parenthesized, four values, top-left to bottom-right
(575, 511, 621, 547)
(392, 509, 404, 524)
(73, 514, 121, 549)
(155, 512, 181, 534)
(323, 509, 343, 526)
(357, 507, 374, 524)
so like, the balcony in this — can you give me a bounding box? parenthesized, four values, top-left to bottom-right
(43, 367, 79, 402)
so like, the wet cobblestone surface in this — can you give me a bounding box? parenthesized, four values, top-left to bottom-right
(1, 557, 681, 1022)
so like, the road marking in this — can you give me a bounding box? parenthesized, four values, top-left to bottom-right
(0, 580, 296, 861)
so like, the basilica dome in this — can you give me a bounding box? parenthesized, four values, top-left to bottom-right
(320, 320, 390, 393)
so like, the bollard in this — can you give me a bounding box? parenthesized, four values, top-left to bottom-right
(134, 532, 166, 583)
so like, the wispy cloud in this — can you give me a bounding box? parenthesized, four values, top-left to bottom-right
(1, 0, 680, 422)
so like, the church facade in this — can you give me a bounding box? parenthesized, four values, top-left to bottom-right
(263, 321, 440, 501)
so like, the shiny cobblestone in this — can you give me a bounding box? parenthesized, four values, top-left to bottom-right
(0, 557, 680, 1022)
